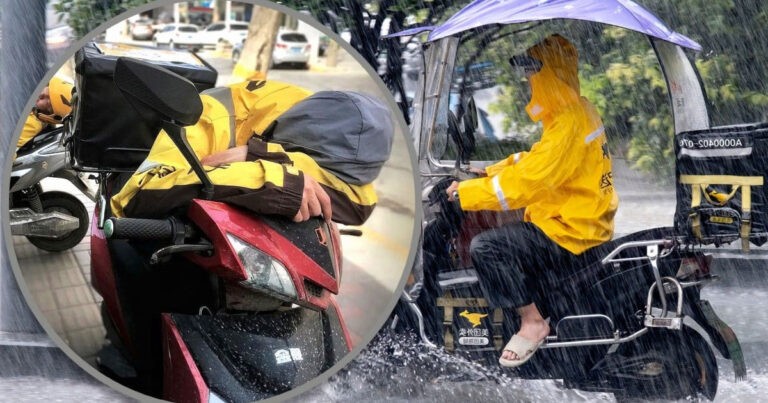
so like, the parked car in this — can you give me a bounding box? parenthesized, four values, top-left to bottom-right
(153, 23, 202, 50)
(130, 18, 155, 41)
(232, 32, 312, 70)
(197, 21, 249, 48)
(272, 31, 311, 69)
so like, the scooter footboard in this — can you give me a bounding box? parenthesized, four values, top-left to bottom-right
(162, 305, 349, 402)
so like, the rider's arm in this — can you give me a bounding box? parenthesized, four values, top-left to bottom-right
(484, 151, 529, 177)
(456, 111, 582, 211)
(111, 157, 305, 219)
(247, 139, 378, 226)
(112, 138, 378, 226)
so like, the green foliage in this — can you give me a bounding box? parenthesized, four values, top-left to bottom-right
(54, 0, 152, 38)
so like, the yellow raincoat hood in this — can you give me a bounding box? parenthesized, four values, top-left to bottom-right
(525, 34, 581, 123)
(457, 34, 618, 255)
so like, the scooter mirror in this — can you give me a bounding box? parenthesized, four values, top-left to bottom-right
(113, 57, 203, 126)
(464, 96, 478, 133)
(448, 110, 475, 165)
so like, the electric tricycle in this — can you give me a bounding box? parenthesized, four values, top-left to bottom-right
(388, 0, 764, 400)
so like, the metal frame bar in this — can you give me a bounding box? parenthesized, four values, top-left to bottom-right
(542, 328, 649, 349)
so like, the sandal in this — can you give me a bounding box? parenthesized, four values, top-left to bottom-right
(498, 334, 545, 368)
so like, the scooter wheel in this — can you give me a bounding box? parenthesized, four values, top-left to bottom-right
(26, 191, 89, 252)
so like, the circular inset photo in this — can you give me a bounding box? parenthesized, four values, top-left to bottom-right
(6, 2, 417, 401)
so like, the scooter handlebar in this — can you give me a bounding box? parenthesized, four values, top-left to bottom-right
(104, 217, 175, 241)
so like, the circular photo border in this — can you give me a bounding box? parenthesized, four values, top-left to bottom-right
(3, 1, 420, 401)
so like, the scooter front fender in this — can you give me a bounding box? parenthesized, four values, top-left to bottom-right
(162, 302, 349, 403)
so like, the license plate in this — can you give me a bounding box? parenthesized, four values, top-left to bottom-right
(291, 47, 302, 54)
(458, 336, 489, 346)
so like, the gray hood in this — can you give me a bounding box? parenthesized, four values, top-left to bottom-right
(264, 91, 394, 185)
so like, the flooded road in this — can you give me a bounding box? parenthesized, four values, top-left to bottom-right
(293, 261, 768, 403)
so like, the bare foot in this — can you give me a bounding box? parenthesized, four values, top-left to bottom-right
(501, 320, 550, 361)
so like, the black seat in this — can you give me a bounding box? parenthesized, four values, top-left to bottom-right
(556, 226, 676, 287)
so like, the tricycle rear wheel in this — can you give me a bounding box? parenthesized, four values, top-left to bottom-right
(612, 328, 718, 401)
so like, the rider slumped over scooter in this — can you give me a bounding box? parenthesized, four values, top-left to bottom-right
(111, 79, 391, 226)
(71, 48, 394, 399)
(446, 34, 618, 367)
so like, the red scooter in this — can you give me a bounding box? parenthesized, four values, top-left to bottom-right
(74, 57, 351, 402)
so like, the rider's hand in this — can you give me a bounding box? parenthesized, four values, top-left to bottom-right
(295, 174, 333, 223)
(467, 166, 487, 177)
(200, 145, 247, 166)
(446, 181, 460, 202)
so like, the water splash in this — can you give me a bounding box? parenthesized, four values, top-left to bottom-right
(301, 331, 615, 402)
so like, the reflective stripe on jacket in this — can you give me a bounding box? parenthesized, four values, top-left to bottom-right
(457, 35, 618, 255)
(111, 80, 378, 225)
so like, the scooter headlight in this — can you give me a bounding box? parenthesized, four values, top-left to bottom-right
(227, 234, 297, 301)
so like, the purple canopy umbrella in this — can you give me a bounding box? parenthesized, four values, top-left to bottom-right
(390, 0, 701, 51)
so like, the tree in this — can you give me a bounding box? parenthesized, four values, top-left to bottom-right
(55, 0, 152, 38)
(280, 0, 461, 122)
(232, 6, 282, 81)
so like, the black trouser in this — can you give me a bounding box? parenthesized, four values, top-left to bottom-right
(470, 222, 578, 310)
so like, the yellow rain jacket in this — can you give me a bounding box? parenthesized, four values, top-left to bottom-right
(111, 80, 379, 225)
(457, 35, 618, 255)
(17, 113, 45, 149)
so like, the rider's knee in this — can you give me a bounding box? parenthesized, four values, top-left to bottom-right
(469, 232, 495, 259)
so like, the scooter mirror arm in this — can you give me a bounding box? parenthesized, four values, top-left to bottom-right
(98, 193, 108, 230)
(161, 120, 215, 200)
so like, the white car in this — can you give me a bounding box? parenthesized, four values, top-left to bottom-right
(153, 23, 202, 50)
(197, 21, 249, 48)
(272, 31, 311, 69)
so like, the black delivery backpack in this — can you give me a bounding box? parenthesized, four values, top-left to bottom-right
(674, 122, 768, 250)
(69, 42, 217, 172)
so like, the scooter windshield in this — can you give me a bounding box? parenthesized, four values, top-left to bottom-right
(387, 0, 701, 51)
